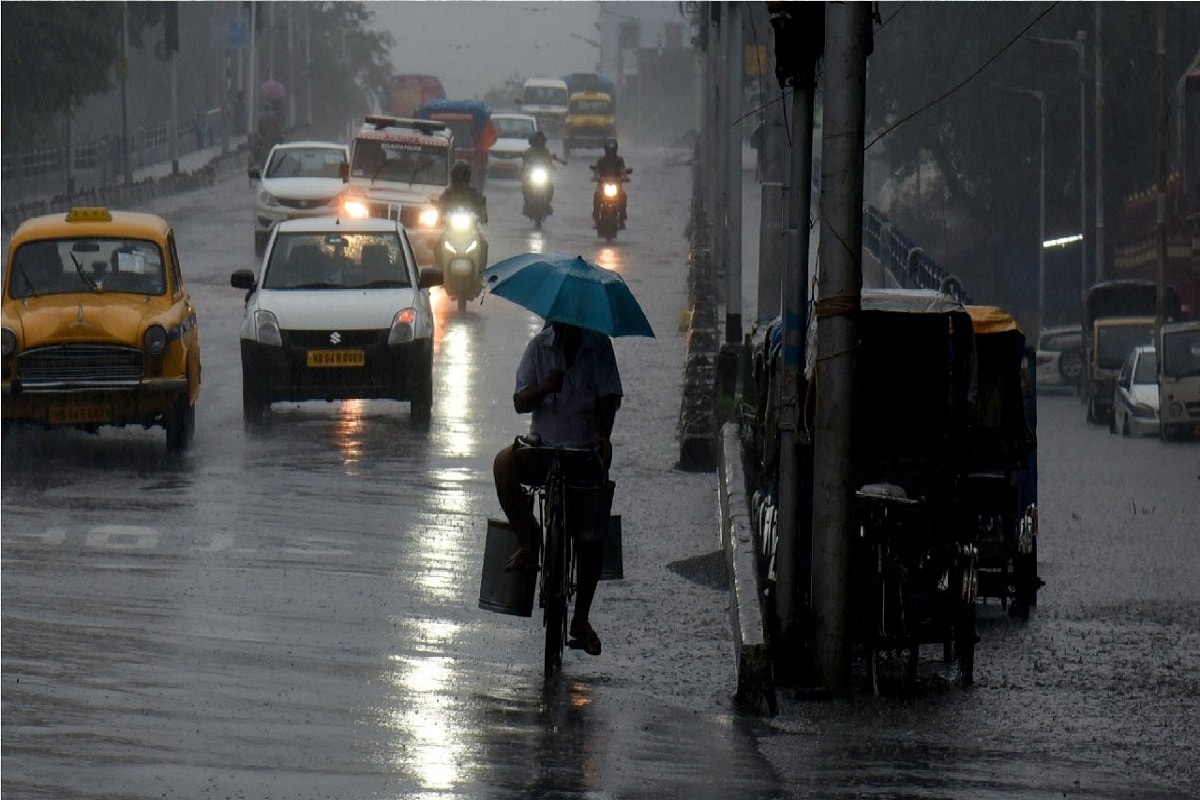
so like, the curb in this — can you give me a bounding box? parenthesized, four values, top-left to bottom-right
(718, 422, 776, 714)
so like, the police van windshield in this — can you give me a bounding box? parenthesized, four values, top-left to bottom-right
(350, 139, 448, 186)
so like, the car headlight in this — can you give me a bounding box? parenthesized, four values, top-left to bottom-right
(603, 182, 619, 198)
(144, 324, 169, 355)
(388, 307, 417, 345)
(1167, 401, 1184, 419)
(529, 167, 549, 186)
(253, 310, 282, 346)
(342, 198, 370, 219)
(2, 327, 16, 357)
(419, 207, 440, 228)
(258, 190, 280, 207)
(449, 211, 473, 232)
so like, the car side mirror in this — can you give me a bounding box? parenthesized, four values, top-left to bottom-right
(338, 162, 349, 182)
(625, 167, 633, 175)
(247, 166, 262, 180)
(418, 266, 444, 289)
(230, 269, 257, 291)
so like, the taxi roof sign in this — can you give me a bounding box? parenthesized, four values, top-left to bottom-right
(66, 207, 113, 223)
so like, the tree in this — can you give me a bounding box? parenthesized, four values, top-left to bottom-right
(301, 2, 393, 137)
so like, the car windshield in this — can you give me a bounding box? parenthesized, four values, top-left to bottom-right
(1097, 325, 1154, 369)
(1161, 329, 1200, 378)
(495, 117, 535, 139)
(262, 232, 410, 290)
(525, 86, 568, 105)
(8, 237, 166, 298)
(570, 99, 611, 114)
(1133, 350, 1158, 384)
(265, 147, 345, 179)
(350, 139, 449, 185)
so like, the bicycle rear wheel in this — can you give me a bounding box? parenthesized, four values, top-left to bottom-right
(543, 503, 567, 680)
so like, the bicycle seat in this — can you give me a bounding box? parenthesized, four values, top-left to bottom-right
(856, 483, 920, 505)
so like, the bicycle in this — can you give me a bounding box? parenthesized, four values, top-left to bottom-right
(514, 437, 609, 680)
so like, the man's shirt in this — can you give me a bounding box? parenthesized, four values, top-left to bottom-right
(515, 326, 623, 448)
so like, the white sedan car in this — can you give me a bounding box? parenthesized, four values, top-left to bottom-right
(1035, 325, 1084, 392)
(249, 141, 349, 256)
(487, 112, 539, 179)
(1111, 344, 1159, 437)
(230, 217, 443, 427)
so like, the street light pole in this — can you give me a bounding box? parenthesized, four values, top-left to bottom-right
(1010, 88, 1047, 328)
(1033, 31, 1088, 306)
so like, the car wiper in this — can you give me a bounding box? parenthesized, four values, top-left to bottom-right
(68, 251, 100, 292)
(359, 279, 409, 288)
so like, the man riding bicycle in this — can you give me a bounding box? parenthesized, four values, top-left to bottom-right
(492, 321, 623, 657)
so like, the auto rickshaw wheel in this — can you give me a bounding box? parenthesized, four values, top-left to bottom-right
(956, 600, 977, 687)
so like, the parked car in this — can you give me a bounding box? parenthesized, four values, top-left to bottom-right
(248, 141, 349, 257)
(487, 112, 539, 179)
(1111, 344, 1159, 437)
(229, 216, 443, 427)
(1157, 320, 1200, 441)
(2, 206, 201, 452)
(1034, 324, 1083, 391)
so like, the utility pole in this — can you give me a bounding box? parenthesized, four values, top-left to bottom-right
(1155, 3, 1168, 327)
(811, 1, 869, 695)
(1094, 6, 1105, 282)
(723, 0, 743, 345)
(121, 2, 132, 184)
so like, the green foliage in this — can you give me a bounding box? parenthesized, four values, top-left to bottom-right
(302, 2, 393, 136)
(1, 2, 123, 144)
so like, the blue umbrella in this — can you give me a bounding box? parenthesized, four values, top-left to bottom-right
(482, 252, 655, 338)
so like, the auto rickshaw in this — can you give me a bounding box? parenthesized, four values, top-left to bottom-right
(848, 289, 980, 692)
(964, 306, 1041, 619)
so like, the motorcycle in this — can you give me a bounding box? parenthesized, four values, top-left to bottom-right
(522, 160, 555, 230)
(590, 166, 632, 242)
(436, 207, 487, 312)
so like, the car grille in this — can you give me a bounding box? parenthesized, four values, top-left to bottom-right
(367, 203, 422, 228)
(284, 330, 386, 349)
(279, 196, 336, 210)
(17, 344, 143, 384)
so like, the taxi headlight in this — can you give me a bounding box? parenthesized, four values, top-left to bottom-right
(388, 307, 418, 345)
(343, 198, 370, 219)
(603, 182, 619, 198)
(419, 207, 440, 228)
(144, 324, 169, 355)
(254, 310, 282, 346)
(529, 167, 549, 186)
(2, 327, 16, 357)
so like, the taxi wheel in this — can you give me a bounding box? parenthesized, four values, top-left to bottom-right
(165, 400, 195, 454)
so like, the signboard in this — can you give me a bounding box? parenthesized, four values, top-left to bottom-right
(209, 16, 246, 50)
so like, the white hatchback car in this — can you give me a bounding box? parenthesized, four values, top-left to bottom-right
(487, 112, 539, 179)
(230, 217, 443, 426)
(1111, 344, 1159, 437)
(249, 141, 349, 256)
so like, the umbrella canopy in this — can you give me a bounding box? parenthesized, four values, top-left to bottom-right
(482, 252, 655, 338)
(261, 79, 286, 102)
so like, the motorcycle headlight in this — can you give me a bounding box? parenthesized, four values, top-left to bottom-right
(603, 182, 619, 198)
(388, 307, 418, 345)
(419, 207, 440, 228)
(530, 167, 549, 186)
(254, 310, 282, 346)
(144, 324, 169, 355)
(2, 327, 17, 357)
(449, 211, 473, 232)
(342, 198, 370, 219)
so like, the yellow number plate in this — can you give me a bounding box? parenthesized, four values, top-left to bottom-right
(49, 406, 111, 424)
(307, 349, 365, 368)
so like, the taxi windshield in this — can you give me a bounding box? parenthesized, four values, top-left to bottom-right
(262, 231, 410, 290)
(8, 238, 166, 298)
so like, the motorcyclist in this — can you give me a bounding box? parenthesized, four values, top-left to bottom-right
(591, 138, 628, 228)
(437, 160, 489, 267)
(521, 131, 566, 216)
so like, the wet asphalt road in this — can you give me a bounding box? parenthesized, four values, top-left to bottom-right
(4, 144, 1200, 799)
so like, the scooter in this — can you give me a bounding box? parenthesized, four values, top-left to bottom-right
(436, 207, 486, 311)
(522, 160, 555, 230)
(590, 166, 632, 243)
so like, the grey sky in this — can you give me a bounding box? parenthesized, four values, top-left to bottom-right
(368, 1, 603, 102)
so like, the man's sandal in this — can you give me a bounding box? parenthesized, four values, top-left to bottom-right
(568, 622, 602, 656)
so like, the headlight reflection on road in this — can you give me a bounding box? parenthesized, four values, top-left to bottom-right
(385, 618, 469, 793)
(434, 321, 475, 458)
(593, 246, 622, 275)
(333, 399, 367, 470)
(525, 230, 545, 254)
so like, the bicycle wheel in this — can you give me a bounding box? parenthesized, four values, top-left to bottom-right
(543, 489, 567, 680)
(870, 551, 919, 695)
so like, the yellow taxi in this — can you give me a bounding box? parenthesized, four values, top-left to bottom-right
(2, 207, 201, 452)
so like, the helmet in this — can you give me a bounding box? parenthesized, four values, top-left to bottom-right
(604, 138, 618, 156)
(529, 131, 547, 147)
(450, 160, 471, 187)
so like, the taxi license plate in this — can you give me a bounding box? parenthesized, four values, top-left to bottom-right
(49, 406, 111, 424)
(307, 349, 365, 368)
